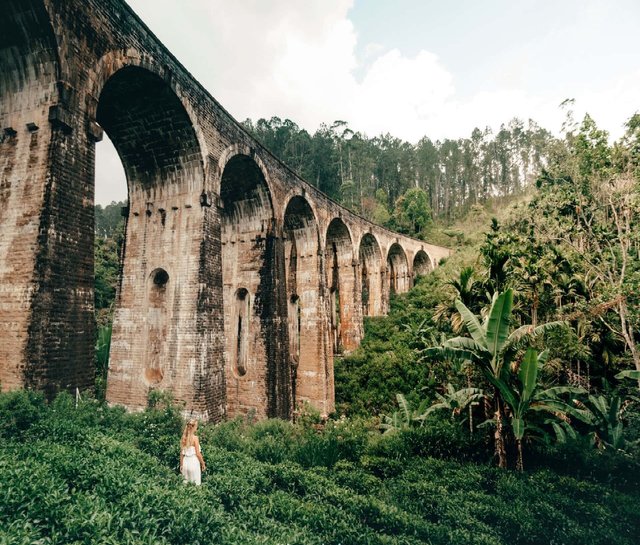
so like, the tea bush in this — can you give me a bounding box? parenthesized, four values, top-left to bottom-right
(1, 389, 639, 544)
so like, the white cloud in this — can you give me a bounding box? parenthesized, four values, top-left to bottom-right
(95, 0, 638, 204)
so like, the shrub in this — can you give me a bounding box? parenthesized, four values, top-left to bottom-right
(1, 390, 638, 545)
(0, 389, 46, 439)
(368, 414, 487, 463)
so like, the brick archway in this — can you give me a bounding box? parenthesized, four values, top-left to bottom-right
(413, 250, 433, 279)
(387, 243, 410, 297)
(0, 0, 452, 419)
(325, 218, 361, 353)
(100, 65, 211, 414)
(283, 196, 332, 414)
(220, 154, 291, 419)
(359, 233, 383, 317)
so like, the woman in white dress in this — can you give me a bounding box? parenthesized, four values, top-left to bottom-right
(180, 419, 206, 485)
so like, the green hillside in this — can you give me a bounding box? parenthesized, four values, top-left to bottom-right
(1, 390, 639, 545)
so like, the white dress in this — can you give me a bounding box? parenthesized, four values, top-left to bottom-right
(181, 444, 201, 485)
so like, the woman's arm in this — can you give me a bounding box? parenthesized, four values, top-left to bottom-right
(179, 451, 184, 472)
(195, 437, 206, 471)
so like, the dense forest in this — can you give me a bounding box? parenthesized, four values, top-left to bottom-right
(242, 115, 554, 233)
(10, 110, 634, 543)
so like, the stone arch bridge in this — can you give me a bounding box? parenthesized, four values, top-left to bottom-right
(0, 0, 451, 420)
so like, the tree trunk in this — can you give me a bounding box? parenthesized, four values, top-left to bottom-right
(619, 300, 640, 389)
(467, 372, 474, 435)
(516, 439, 524, 471)
(494, 398, 508, 469)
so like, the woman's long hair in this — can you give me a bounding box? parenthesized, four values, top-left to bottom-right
(181, 419, 198, 448)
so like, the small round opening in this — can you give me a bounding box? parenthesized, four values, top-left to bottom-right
(152, 269, 169, 287)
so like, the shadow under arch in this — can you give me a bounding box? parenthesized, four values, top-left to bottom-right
(325, 217, 360, 353)
(282, 195, 331, 412)
(220, 153, 291, 419)
(96, 65, 204, 199)
(387, 243, 410, 297)
(0, 0, 61, 119)
(413, 250, 433, 280)
(359, 233, 383, 317)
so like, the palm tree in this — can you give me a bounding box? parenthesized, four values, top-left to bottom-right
(433, 267, 484, 333)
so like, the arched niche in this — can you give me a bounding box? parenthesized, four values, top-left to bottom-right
(387, 243, 410, 296)
(325, 218, 359, 353)
(144, 268, 170, 385)
(220, 153, 288, 418)
(99, 65, 205, 408)
(233, 288, 250, 378)
(413, 250, 433, 279)
(282, 196, 323, 406)
(359, 233, 383, 317)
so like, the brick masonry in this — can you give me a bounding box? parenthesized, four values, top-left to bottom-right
(0, 0, 452, 420)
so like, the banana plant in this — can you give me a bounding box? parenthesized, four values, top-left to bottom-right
(569, 390, 640, 451)
(424, 288, 566, 468)
(379, 394, 432, 434)
(616, 369, 640, 386)
(506, 347, 585, 470)
(420, 383, 484, 421)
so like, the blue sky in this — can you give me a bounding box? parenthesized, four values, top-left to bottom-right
(348, 0, 639, 101)
(96, 0, 640, 204)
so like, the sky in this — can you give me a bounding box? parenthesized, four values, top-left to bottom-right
(95, 0, 640, 205)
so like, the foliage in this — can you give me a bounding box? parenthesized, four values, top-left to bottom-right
(2, 390, 640, 545)
(95, 201, 126, 238)
(570, 389, 640, 451)
(425, 289, 568, 468)
(95, 323, 112, 401)
(425, 383, 485, 420)
(388, 187, 433, 238)
(335, 273, 451, 416)
(243, 116, 555, 222)
(379, 393, 432, 433)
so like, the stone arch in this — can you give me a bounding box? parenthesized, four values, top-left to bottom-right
(96, 65, 205, 201)
(220, 153, 290, 419)
(413, 250, 433, 279)
(217, 143, 272, 199)
(387, 243, 410, 297)
(100, 65, 207, 411)
(283, 195, 330, 412)
(88, 51, 209, 164)
(325, 218, 361, 353)
(359, 233, 383, 317)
